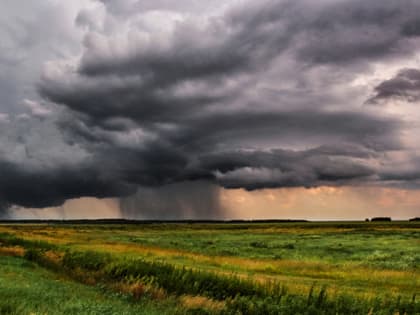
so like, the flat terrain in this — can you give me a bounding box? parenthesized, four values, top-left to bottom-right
(0, 221, 418, 314)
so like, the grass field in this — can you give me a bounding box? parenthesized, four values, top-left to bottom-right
(0, 221, 418, 314)
(0, 255, 183, 315)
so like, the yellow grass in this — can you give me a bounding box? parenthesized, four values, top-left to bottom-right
(112, 281, 166, 301)
(180, 295, 225, 311)
(0, 224, 418, 300)
(66, 242, 415, 299)
(0, 246, 24, 257)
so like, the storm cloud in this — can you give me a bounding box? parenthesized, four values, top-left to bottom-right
(1, 0, 420, 216)
(368, 68, 420, 104)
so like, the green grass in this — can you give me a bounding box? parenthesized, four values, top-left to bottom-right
(108, 226, 419, 270)
(4, 222, 418, 270)
(13, 246, 420, 315)
(0, 255, 182, 315)
(0, 221, 419, 314)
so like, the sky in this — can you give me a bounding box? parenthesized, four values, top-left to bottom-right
(1, 0, 420, 220)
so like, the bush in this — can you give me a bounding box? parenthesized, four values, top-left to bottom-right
(371, 217, 392, 222)
(105, 258, 267, 300)
(0, 233, 56, 251)
(249, 241, 268, 248)
(62, 250, 111, 271)
(283, 243, 295, 250)
(23, 248, 44, 262)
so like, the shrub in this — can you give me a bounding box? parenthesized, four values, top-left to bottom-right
(62, 250, 111, 271)
(23, 248, 44, 262)
(283, 243, 295, 250)
(371, 217, 392, 222)
(249, 241, 268, 248)
(0, 233, 55, 251)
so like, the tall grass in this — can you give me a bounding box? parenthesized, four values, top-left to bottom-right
(1, 227, 419, 315)
(23, 246, 420, 314)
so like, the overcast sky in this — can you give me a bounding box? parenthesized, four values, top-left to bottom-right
(1, 0, 420, 219)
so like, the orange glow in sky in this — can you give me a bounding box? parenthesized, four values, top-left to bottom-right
(11, 186, 420, 220)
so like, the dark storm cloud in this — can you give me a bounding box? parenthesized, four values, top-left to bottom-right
(171, 110, 402, 152)
(195, 146, 376, 190)
(291, 1, 420, 65)
(0, 201, 11, 219)
(376, 155, 420, 189)
(0, 160, 135, 208)
(78, 0, 420, 80)
(120, 181, 225, 220)
(48, 107, 401, 188)
(368, 68, 420, 104)
(38, 73, 236, 125)
(38, 0, 420, 126)
(1, 0, 420, 212)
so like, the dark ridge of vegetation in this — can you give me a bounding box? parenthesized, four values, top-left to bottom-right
(0, 232, 56, 251)
(220, 292, 419, 315)
(370, 217, 392, 222)
(61, 250, 272, 300)
(63, 250, 112, 271)
(409, 217, 420, 221)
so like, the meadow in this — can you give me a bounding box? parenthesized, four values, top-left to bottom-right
(0, 221, 418, 314)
